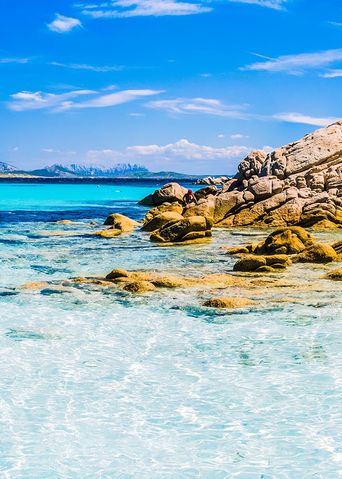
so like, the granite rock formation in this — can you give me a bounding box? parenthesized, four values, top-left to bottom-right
(146, 122, 342, 228)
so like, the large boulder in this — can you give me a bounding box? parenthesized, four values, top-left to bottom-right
(150, 216, 213, 244)
(104, 213, 139, 232)
(294, 243, 338, 264)
(141, 211, 184, 232)
(183, 196, 216, 220)
(139, 183, 188, 206)
(143, 202, 183, 224)
(256, 227, 314, 255)
(233, 254, 291, 272)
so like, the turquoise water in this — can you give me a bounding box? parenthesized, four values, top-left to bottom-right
(0, 183, 341, 478)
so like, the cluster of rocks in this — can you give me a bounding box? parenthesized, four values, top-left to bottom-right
(225, 226, 342, 273)
(140, 122, 342, 230)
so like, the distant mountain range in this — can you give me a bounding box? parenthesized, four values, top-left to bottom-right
(0, 162, 195, 179)
(0, 161, 18, 173)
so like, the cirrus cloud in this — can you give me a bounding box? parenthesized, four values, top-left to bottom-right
(8, 87, 163, 112)
(242, 48, 342, 75)
(147, 97, 250, 118)
(79, 0, 211, 18)
(273, 112, 339, 127)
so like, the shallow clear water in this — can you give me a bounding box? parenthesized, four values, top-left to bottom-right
(0, 183, 341, 478)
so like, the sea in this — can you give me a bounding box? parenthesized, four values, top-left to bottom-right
(0, 181, 341, 479)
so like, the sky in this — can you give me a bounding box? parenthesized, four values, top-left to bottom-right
(0, 0, 342, 175)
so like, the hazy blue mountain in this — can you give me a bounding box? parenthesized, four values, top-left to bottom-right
(0, 161, 18, 173)
(68, 163, 149, 177)
(1, 162, 195, 179)
(28, 164, 77, 178)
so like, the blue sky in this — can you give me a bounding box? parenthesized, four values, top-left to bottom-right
(1, 0, 342, 174)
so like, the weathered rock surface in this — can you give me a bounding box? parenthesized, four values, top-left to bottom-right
(255, 227, 314, 255)
(195, 176, 228, 185)
(145, 122, 342, 228)
(150, 216, 213, 244)
(332, 240, 342, 255)
(144, 202, 183, 223)
(294, 243, 338, 264)
(139, 182, 188, 206)
(141, 211, 184, 232)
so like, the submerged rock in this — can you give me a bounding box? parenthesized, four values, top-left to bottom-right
(203, 297, 255, 309)
(95, 229, 122, 238)
(123, 281, 156, 293)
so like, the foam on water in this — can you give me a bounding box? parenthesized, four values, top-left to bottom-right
(0, 183, 341, 478)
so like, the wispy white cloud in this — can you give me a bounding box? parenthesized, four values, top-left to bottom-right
(0, 57, 30, 64)
(242, 48, 342, 75)
(60, 89, 164, 110)
(79, 0, 211, 18)
(320, 69, 342, 79)
(273, 112, 340, 127)
(8, 90, 95, 112)
(50, 61, 124, 72)
(47, 14, 82, 33)
(329, 21, 342, 27)
(227, 0, 287, 10)
(8, 87, 163, 112)
(147, 97, 250, 118)
(230, 133, 250, 139)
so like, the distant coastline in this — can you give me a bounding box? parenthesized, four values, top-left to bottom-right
(0, 176, 199, 185)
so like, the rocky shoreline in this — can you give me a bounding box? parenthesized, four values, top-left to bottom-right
(15, 122, 342, 309)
